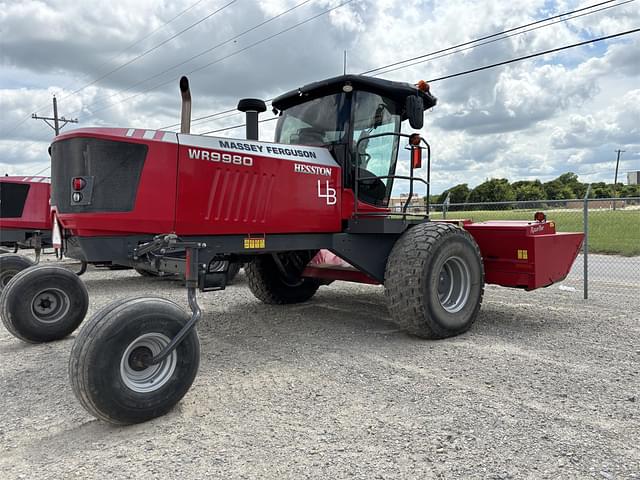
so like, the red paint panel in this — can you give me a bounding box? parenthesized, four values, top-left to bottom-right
(174, 146, 342, 235)
(53, 129, 179, 236)
(0, 177, 52, 230)
(464, 220, 584, 290)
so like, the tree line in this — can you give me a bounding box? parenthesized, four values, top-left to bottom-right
(434, 173, 640, 205)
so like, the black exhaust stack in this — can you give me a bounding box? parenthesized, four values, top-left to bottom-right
(180, 76, 191, 134)
(237, 98, 267, 141)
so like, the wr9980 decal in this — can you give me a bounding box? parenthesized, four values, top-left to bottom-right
(188, 148, 253, 167)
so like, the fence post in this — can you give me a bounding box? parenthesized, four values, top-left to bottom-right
(583, 184, 591, 300)
(443, 192, 450, 219)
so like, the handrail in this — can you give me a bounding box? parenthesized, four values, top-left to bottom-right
(354, 132, 431, 220)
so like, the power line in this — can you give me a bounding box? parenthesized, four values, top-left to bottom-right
(165, 0, 628, 132)
(426, 28, 640, 83)
(1, 0, 212, 137)
(31, 165, 51, 176)
(369, 0, 634, 77)
(362, 0, 621, 75)
(83, 0, 354, 117)
(88, 0, 315, 114)
(200, 116, 278, 135)
(205, 28, 640, 135)
(70, 0, 239, 96)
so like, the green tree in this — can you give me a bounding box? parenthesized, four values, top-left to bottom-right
(590, 182, 613, 198)
(620, 184, 640, 197)
(468, 178, 516, 204)
(543, 180, 574, 200)
(512, 180, 545, 201)
(437, 183, 470, 204)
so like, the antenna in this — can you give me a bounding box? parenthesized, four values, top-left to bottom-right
(343, 50, 347, 75)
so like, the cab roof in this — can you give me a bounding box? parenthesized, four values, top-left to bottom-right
(271, 74, 437, 112)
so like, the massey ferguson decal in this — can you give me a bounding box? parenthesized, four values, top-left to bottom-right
(218, 140, 317, 159)
(294, 163, 332, 176)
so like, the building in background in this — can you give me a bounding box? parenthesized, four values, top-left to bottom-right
(389, 193, 425, 211)
(627, 171, 640, 185)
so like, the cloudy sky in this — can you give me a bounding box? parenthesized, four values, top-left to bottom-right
(1, 0, 639, 194)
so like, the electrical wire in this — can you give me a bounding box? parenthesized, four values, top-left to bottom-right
(200, 116, 277, 135)
(70, 0, 239, 95)
(87, 0, 315, 114)
(162, 0, 631, 132)
(204, 28, 640, 134)
(426, 27, 640, 83)
(1, 0, 223, 136)
(83, 0, 354, 117)
(369, 0, 634, 77)
(362, 0, 620, 75)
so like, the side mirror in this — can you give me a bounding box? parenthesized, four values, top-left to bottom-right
(405, 95, 424, 129)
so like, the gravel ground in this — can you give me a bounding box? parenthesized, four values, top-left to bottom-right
(0, 253, 638, 479)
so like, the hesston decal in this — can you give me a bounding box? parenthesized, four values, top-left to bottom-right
(293, 163, 332, 176)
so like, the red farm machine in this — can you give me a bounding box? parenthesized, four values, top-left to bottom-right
(0, 75, 583, 425)
(0, 175, 55, 288)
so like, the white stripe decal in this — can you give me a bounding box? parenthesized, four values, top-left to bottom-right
(162, 132, 178, 143)
(143, 130, 155, 139)
(125, 128, 135, 137)
(177, 134, 339, 168)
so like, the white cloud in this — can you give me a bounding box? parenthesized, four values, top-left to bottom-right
(0, 0, 638, 191)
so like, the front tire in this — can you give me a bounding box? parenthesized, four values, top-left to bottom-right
(1, 265, 89, 343)
(0, 254, 35, 292)
(69, 297, 200, 425)
(385, 223, 484, 339)
(246, 253, 319, 304)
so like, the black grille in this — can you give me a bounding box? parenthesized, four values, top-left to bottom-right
(0, 182, 30, 218)
(51, 137, 147, 213)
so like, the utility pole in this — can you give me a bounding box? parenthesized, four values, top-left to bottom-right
(32, 95, 78, 136)
(612, 149, 625, 210)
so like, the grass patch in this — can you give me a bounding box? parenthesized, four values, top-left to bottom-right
(429, 208, 640, 256)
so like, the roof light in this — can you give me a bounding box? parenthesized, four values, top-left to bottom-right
(342, 81, 353, 93)
(416, 80, 429, 92)
(409, 133, 421, 145)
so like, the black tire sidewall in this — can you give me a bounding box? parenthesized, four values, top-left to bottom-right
(423, 235, 483, 336)
(246, 255, 320, 304)
(1, 266, 88, 342)
(0, 255, 35, 290)
(82, 301, 200, 424)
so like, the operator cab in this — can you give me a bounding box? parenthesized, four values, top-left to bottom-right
(272, 75, 436, 207)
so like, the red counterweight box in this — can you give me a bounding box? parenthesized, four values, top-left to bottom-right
(463, 220, 584, 290)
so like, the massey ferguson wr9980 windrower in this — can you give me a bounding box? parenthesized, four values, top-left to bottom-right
(0, 75, 583, 424)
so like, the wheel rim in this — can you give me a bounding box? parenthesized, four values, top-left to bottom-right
(30, 288, 71, 323)
(120, 333, 177, 393)
(437, 256, 471, 313)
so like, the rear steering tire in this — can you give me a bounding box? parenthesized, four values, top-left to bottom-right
(385, 222, 484, 339)
(0, 254, 35, 292)
(69, 297, 200, 425)
(0, 265, 89, 343)
(246, 254, 320, 304)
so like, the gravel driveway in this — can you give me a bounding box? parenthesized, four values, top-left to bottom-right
(0, 254, 638, 479)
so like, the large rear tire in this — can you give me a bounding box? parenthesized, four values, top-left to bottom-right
(246, 253, 320, 304)
(69, 297, 200, 425)
(0, 254, 35, 292)
(385, 223, 484, 339)
(0, 265, 89, 343)
(226, 262, 242, 284)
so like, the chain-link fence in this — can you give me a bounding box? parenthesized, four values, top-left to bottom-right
(393, 196, 640, 298)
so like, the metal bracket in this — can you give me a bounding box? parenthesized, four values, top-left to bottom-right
(145, 286, 202, 366)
